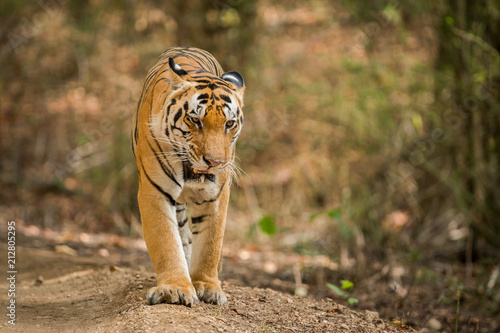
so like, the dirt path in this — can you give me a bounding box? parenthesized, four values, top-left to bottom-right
(0, 239, 410, 332)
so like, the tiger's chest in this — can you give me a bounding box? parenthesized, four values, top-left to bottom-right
(176, 171, 222, 205)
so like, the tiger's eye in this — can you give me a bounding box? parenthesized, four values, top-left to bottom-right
(226, 120, 235, 128)
(188, 116, 200, 124)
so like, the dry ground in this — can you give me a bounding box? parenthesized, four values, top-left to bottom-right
(0, 236, 411, 333)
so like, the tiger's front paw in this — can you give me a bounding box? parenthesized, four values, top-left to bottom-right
(146, 283, 198, 307)
(192, 280, 227, 305)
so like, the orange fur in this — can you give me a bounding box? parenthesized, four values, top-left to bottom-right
(132, 47, 244, 306)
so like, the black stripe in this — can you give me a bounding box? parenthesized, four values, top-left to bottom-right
(146, 139, 181, 188)
(186, 48, 219, 74)
(191, 75, 228, 85)
(172, 125, 189, 136)
(166, 100, 178, 137)
(190, 74, 217, 80)
(158, 47, 223, 76)
(173, 108, 183, 124)
(191, 215, 206, 224)
(230, 133, 240, 145)
(193, 198, 216, 205)
(174, 54, 206, 72)
(139, 158, 176, 206)
(204, 51, 220, 75)
(192, 74, 227, 83)
(146, 99, 180, 186)
(176, 61, 200, 69)
(195, 85, 233, 94)
(219, 94, 231, 103)
(178, 218, 188, 228)
(194, 79, 211, 84)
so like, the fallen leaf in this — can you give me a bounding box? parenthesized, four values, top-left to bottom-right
(54, 245, 78, 256)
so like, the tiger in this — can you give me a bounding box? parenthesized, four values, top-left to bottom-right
(131, 47, 244, 306)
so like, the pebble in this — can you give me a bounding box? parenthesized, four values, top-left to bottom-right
(427, 318, 442, 330)
(97, 248, 110, 257)
(263, 261, 278, 274)
(295, 286, 308, 297)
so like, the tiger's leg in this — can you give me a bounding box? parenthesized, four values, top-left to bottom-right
(138, 181, 197, 306)
(189, 183, 230, 305)
(176, 203, 192, 265)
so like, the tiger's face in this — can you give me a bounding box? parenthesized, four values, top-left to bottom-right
(161, 58, 244, 176)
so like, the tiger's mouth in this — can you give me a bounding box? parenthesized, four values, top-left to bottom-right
(183, 161, 216, 182)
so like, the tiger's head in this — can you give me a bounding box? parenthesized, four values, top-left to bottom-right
(158, 58, 244, 176)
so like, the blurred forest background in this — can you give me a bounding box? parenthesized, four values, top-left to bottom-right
(1, 0, 499, 331)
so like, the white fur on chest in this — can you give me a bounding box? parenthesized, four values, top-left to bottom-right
(176, 178, 220, 205)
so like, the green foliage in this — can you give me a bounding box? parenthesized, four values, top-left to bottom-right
(327, 283, 346, 297)
(258, 215, 277, 235)
(327, 281, 359, 306)
(248, 215, 279, 237)
(340, 279, 354, 291)
(337, 0, 500, 259)
(347, 298, 359, 305)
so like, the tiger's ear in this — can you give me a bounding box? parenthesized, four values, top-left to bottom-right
(222, 71, 245, 100)
(167, 57, 191, 90)
(169, 57, 187, 76)
(222, 71, 244, 89)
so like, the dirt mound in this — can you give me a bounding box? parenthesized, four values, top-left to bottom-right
(0, 245, 409, 332)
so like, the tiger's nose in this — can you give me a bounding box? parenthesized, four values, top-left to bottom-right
(203, 156, 223, 167)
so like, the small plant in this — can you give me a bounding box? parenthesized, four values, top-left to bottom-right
(247, 215, 277, 237)
(248, 215, 290, 237)
(257, 215, 277, 235)
(327, 280, 359, 305)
